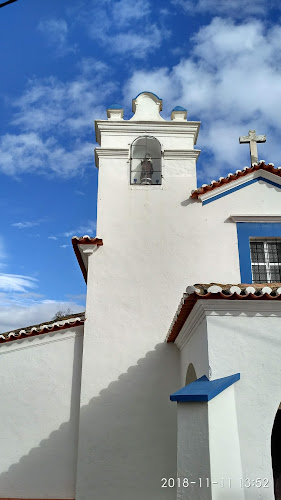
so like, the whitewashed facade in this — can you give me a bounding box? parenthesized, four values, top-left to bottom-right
(0, 92, 281, 500)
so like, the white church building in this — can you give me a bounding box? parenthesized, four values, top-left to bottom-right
(0, 92, 281, 500)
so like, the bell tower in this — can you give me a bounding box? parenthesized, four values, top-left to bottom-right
(94, 91, 200, 239)
(75, 92, 201, 500)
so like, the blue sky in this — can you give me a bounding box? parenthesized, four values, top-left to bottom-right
(1, 0, 281, 332)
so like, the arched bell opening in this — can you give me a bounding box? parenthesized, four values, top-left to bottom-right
(185, 363, 197, 386)
(272, 404, 281, 499)
(130, 136, 162, 185)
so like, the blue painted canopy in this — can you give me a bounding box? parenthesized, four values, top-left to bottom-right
(170, 373, 240, 402)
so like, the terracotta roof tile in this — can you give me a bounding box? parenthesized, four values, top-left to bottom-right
(191, 161, 280, 198)
(0, 312, 85, 344)
(72, 235, 103, 245)
(167, 283, 281, 343)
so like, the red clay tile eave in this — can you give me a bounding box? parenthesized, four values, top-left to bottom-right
(72, 237, 103, 284)
(167, 293, 199, 343)
(166, 291, 281, 343)
(0, 318, 85, 344)
(190, 163, 281, 198)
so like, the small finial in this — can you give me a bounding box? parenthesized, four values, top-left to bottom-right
(107, 104, 124, 121)
(171, 106, 187, 121)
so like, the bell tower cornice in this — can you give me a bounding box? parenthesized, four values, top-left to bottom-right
(95, 120, 201, 146)
(95, 92, 200, 147)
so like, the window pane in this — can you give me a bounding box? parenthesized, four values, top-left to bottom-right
(131, 158, 161, 185)
(131, 137, 161, 159)
(132, 144, 147, 159)
(250, 242, 265, 263)
(131, 136, 162, 185)
(267, 242, 281, 263)
(269, 265, 281, 282)
(251, 264, 267, 283)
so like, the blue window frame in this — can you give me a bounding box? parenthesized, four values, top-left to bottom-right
(237, 223, 281, 283)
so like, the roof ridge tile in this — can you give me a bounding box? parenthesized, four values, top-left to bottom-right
(191, 163, 281, 198)
(0, 312, 85, 344)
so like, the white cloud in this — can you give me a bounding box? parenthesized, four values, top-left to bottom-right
(76, 0, 167, 57)
(12, 70, 111, 134)
(0, 132, 93, 177)
(0, 299, 84, 334)
(60, 244, 69, 248)
(125, 67, 178, 104)
(0, 238, 85, 333)
(0, 61, 114, 177)
(173, 0, 275, 17)
(37, 18, 76, 56)
(66, 293, 86, 301)
(48, 236, 58, 240)
(124, 18, 281, 181)
(111, 26, 164, 58)
(62, 220, 96, 238)
(0, 273, 37, 293)
(12, 220, 40, 229)
(112, 0, 151, 26)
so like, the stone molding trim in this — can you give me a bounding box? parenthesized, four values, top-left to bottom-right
(0, 313, 85, 344)
(163, 149, 201, 160)
(230, 215, 281, 223)
(191, 161, 281, 200)
(95, 121, 201, 145)
(166, 282, 281, 343)
(72, 236, 103, 283)
(95, 148, 129, 168)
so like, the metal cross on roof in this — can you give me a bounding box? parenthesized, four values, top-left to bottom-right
(239, 130, 266, 166)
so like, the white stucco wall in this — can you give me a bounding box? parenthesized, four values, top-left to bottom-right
(206, 301, 280, 499)
(177, 402, 211, 500)
(208, 385, 245, 500)
(76, 100, 191, 500)
(175, 300, 281, 499)
(176, 386, 244, 500)
(76, 93, 281, 500)
(0, 326, 83, 499)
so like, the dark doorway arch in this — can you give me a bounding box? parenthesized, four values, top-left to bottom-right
(272, 407, 281, 499)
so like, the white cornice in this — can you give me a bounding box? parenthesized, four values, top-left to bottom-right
(95, 120, 201, 145)
(199, 169, 281, 203)
(164, 149, 201, 160)
(174, 299, 281, 350)
(199, 299, 281, 317)
(95, 147, 201, 167)
(230, 215, 281, 223)
(95, 148, 129, 167)
(0, 327, 84, 355)
(95, 148, 129, 158)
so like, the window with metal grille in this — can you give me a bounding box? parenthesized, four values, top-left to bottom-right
(130, 136, 162, 185)
(250, 239, 281, 283)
